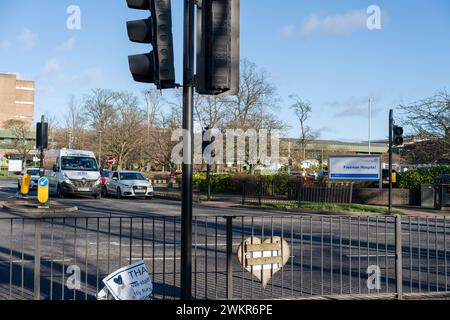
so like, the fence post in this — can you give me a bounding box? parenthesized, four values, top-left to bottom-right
(242, 182, 246, 205)
(34, 219, 41, 300)
(297, 180, 302, 208)
(258, 181, 262, 207)
(395, 216, 403, 300)
(226, 217, 234, 300)
(349, 183, 354, 206)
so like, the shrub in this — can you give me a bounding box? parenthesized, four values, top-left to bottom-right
(398, 166, 450, 191)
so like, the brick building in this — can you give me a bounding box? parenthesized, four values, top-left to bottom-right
(0, 73, 35, 128)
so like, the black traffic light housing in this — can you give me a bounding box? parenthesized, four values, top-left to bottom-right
(127, 0, 176, 89)
(393, 126, 404, 146)
(36, 122, 48, 150)
(196, 0, 240, 95)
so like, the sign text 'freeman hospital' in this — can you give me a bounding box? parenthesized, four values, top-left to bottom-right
(171, 129, 280, 166)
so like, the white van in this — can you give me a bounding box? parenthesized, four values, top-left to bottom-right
(44, 149, 102, 198)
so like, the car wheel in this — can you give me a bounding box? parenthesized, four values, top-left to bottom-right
(146, 196, 153, 200)
(57, 184, 64, 199)
(116, 188, 122, 199)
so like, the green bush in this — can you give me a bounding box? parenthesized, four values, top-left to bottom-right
(398, 166, 450, 191)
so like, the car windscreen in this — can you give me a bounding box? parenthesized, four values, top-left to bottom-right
(120, 173, 146, 181)
(27, 170, 40, 176)
(61, 157, 99, 172)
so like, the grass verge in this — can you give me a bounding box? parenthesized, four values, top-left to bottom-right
(247, 201, 404, 216)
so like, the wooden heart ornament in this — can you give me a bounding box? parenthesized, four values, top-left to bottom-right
(237, 237, 290, 289)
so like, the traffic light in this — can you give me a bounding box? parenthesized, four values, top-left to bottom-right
(196, 0, 240, 95)
(36, 122, 48, 149)
(393, 126, 404, 146)
(126, 0, 176, 89)
(202, 127, 211, 154)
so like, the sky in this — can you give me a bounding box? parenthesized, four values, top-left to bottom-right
(0, 0, 449, 142)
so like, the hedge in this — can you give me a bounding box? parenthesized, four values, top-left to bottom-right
(178, 173, 296, 195)
(398, 166, 450, 192)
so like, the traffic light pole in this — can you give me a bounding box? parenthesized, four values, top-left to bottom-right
(389, 109, 393, 213)
(181, 0, 195, 300)
(39, 115, 45, 178)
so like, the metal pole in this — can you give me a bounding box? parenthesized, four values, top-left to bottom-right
(368, 98, 372, 155)
(40, 115, 45, 177)
(98, 131, 103, 167)
(395, 216, 403, 299)
(207, 164, 211, 201)
(389, 110, 393, 212)
(226, 217, 233, 300)
(181, 0, 195, 301)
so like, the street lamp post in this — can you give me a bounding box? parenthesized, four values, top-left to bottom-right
(98, 131, 103, 168)
(368, 98, 372, 155)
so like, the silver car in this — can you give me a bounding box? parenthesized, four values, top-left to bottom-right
(105, 171, 154, 199)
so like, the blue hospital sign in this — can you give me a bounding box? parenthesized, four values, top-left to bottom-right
(329, 156, 381, 181)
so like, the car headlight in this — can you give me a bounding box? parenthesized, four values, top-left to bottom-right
(123, 184, 132, 188)
(63, 173, 73, 184)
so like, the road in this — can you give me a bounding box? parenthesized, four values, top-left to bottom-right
(0, 178, 449, 300)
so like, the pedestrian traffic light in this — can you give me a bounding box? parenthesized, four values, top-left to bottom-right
(196, 0, 240, 95)
(126, 0, 176, 89)
(393, 126, 404, 146)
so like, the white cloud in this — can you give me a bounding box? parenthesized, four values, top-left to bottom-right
(280, 24, 295, 38)
(58, 36, 76, 51)
(72, 68, 104, 84)
(301, 10, 367, 36)
(0, 40, 11, 50)
(43, 59, 62, 76)
(18, 28, 37, 49)
(330, 96, 382, 118)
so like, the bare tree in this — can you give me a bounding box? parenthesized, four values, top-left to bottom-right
(102, 92, 145, 169)
(290, 95, 314, 161)
(399, 90, 450, 162)
(65, 95, 87, 149)
(3, 120, 34, 167)
(83, 89, 117, 131)
(226, 59, 281, 131)
(194, 94, 229, 130)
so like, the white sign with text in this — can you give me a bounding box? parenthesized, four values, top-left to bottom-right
(329, 156, 381, 181)
(8, 160, 22, 172)
(102, 260, 153, 300)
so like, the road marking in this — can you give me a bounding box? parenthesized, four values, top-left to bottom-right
(89, 242, 242, 247)
(127, 257, 181, 261)
(0, 259, 72, 264)
(345, 254, 395, 259)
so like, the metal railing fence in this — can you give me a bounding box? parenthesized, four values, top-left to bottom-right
(242, 181, 353, 207)
(0, 215, 449, 300)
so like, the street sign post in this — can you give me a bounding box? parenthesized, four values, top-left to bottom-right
(106, 156, 116, 166)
